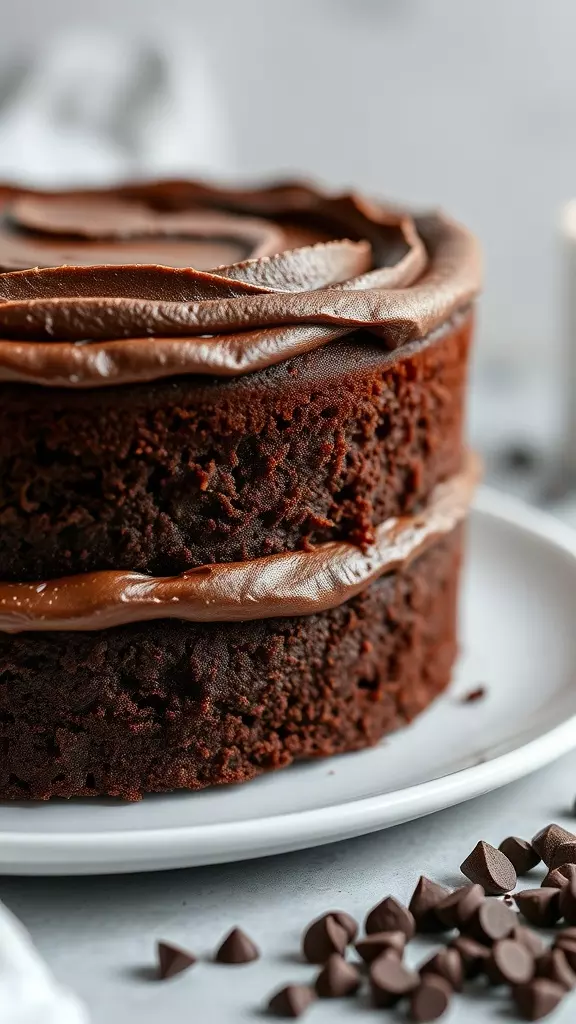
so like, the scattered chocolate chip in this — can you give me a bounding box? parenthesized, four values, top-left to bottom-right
(554, 931, 576, 970)
(268, 985, 316, 1018)
(536, 949, 576, 991)
(409, 974, 452, 1022)
(364, 896, 415, 939)
(314, 954, 361, 998)
(215, 927, 260, 964)
(460, 840, 517, 895)
(156, 940, 196, 980)
(550, 841, 576, 870)
(436, 884, 485, 928)
(465, 899, 516, 944)
(513, 926, 547, 959)
(541, 868, 566, 890)
(542, 864, 576, 889)
(532, 824, 576, 867)
(513, 978, 566, 1020)
(499, 836, 540, 875)
(331, 911, 358, 941)
(409, 876, 451, 933)
(500, 444, 538, 474)
(302, 914, 348, 964)
(560, 880, 576, 924)
(420, 948, 463, 991)
(461, 685, 487, 704)
(450, 936, 491, 979)
(487, 938, 534, 986)
(514, 888, 562, 928)
(370, 952, 419, 1008)
(355, 931, 406, 963)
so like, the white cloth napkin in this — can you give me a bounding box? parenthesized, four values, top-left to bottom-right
(0, 28, 231, 186)
(0, 902, 87, 1024)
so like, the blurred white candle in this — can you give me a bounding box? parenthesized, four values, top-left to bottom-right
(561, 200, 576, 481)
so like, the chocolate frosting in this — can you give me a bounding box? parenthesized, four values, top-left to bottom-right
(0, 454, 479, 633)
(0, 180, 481, 387)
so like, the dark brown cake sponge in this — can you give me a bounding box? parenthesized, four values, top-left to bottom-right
(0, 313, 471, 582)
(0, 526, 462, 800)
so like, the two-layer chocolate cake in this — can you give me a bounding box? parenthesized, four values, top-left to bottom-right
(0, 180, 481, 800)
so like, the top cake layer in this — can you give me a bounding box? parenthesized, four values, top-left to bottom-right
(0, 181, 478, 580)
(0, 180, 480, 387)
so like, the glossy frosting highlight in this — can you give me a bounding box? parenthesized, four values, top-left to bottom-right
(0, 180, 481, 386)
(0, 454, 479, 632)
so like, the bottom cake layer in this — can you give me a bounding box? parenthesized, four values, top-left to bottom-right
(0, 525, 463, 801)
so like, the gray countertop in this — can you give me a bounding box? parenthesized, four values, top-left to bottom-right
(3, 748, 576, 1023)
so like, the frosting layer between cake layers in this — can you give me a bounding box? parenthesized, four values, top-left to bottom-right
(0, 454, 479, 632)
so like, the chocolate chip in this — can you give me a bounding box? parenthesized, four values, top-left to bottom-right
(513, 978, 566, 1020)
(555, 941, 576, 973)
(355, 931, 406, 963)
(267, 985, 316, 1018)
(550, 841, 576, 870)
(499, 837, 540, 875)
(460, 840, 517, 895)
(215, 927, 260, 964)
(541, 868, 568, 890)
(302, 914, 348, 963)
(532, 824, 576, 866)
(542, 864, 576, 889)
(420, 948, 463, 991)
(364, 896, 415, 939)
(450, 936, 491, 978)
(156, 940, 196, 980)
(370, 952, 419, 1007)
(465, 899, 516, 944)
(409, 974, 452, 1022)
(435, 884, 485, 928)
(560, 880, 576, 924)
(501, 444, 538, 473)
(536, 949, 576, 991)
(461, 686, 487, 703)
(331, 912, 358, 941)
(314, 954, 361, 998)
(409, 877, 451, 933)
(487, 938, 534, 986)
(514, 926, 547, 959)
(554, 931, 576, 970)
(514, 888, 562, 928)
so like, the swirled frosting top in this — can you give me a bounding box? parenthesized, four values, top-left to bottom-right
(0, 180, 481, 387)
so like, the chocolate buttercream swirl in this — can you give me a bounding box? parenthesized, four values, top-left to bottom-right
(0, 180, 481, 386)
(0, 454, 479, 633)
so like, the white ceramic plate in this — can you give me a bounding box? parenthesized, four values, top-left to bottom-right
(2, 487, 576, 876)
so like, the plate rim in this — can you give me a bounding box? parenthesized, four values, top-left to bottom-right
(3, 485, 576, 871)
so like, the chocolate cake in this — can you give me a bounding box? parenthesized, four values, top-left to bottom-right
(0, 180, 481, 800)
